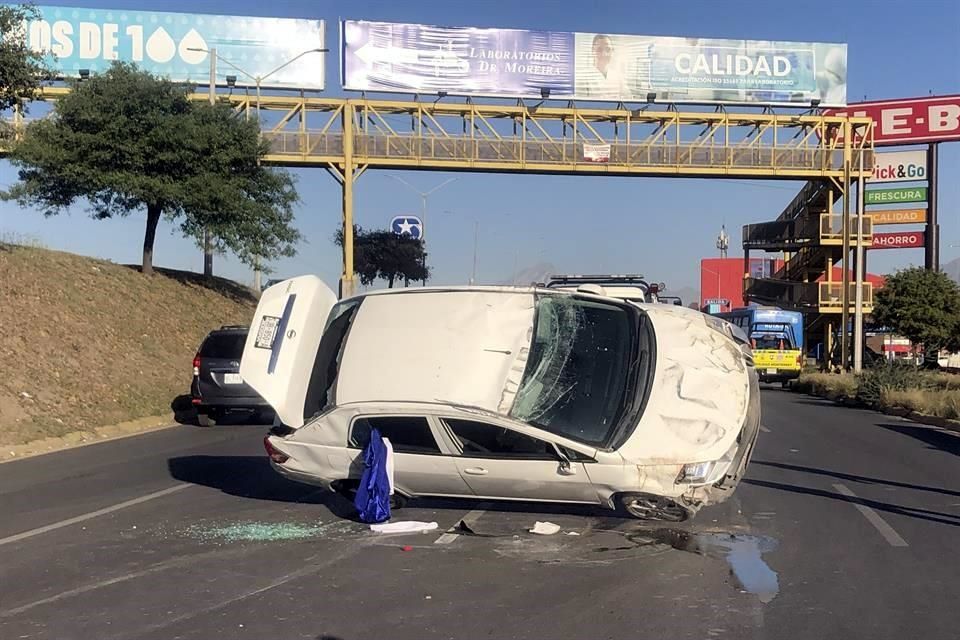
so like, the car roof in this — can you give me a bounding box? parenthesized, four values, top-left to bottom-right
(207, 325, 248, 334)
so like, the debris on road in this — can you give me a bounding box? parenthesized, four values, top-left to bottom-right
(370, 521, 438, 534)
(185, 521, 338, 542)
(529, 521, 561, 535)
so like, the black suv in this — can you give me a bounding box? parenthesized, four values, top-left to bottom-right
(191, 325, 270, 426)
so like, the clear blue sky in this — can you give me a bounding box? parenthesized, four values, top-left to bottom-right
(2, 0, 958, 294)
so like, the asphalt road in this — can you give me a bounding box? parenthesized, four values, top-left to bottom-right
(1, 390, 958, 640)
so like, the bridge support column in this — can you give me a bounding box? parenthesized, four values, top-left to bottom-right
(840, 120, 852, 371)
(340, 104, 357, 299)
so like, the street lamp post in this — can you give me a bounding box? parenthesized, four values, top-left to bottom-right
(188, 46, 327, 288)
(443, 210, 479, 285)
(386, 175, 458, 285)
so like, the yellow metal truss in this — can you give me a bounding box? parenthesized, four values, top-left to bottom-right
(0, 86, 874, 296)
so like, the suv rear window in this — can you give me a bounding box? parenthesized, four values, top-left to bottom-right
(199, 333, 247, 359)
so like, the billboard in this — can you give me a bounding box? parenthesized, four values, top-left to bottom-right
(17, 5, 325, 89)
(826, 95, 960, 146)
(341, 20, 847, 106)
(872, 231, 925, 249)
(869, 150, 927, 184)
(868, 209, 927, 225)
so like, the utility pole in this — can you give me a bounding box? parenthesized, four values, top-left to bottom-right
(471, 220, 479, 286)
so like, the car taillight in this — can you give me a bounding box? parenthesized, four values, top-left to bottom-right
(192, 353, 200, 377)
(263, 436, 289, 464)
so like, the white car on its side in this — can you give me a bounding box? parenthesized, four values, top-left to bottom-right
(241, 276, 760, 521)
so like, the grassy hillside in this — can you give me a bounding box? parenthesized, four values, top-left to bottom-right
(0, 243, 258, 446)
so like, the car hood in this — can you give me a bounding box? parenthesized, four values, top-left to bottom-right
(616, 304, 751, 464)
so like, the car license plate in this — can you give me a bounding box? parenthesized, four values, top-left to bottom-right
(255, 315, 281, 349)
(224, 373, 243, 384)
(766, 368, 777, 375)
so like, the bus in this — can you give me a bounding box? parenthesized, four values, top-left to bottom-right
(714, 306, 804, 387)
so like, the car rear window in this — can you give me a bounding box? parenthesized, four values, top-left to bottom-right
(349, 416, 441, 454)
(199, 333, 247, 359)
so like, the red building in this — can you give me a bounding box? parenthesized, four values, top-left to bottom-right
(699, 258, 885, 311)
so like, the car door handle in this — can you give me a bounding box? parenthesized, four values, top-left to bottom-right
(463, 467, 488, 476)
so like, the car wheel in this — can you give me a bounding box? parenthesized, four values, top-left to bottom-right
(197, 410, 217, 427)
(334, 482, 407, 510)
(617, 493, 690, 522)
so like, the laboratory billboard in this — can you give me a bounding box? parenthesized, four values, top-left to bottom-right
(341, 20, 847, 106)
(15, 5, 325, 89)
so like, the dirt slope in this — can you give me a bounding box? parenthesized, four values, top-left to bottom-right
(0, 243, 258, 446)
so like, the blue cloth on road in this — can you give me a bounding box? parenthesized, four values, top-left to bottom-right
(354, 428, 391, 524)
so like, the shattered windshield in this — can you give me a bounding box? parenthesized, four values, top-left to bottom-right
(510, 295, 636, 447)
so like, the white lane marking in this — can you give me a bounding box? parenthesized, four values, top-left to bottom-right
(0, 483, 191, 547)
(760, 425, 772, 433)
(832, 483, 908, 547)
(434, 502, 491, 544)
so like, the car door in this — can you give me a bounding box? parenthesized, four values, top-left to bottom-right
(240, 276, 339, 428)
(440, 417, 600, 504)
(348, 415, 472, 498)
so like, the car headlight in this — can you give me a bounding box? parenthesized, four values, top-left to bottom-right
(676, 435, 740, 486)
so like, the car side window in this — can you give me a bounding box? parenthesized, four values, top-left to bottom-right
(444, 419, 555, 460)
(349, 416, 441, 455)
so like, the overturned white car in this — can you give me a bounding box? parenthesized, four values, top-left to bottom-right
(241, 276, 760, 521)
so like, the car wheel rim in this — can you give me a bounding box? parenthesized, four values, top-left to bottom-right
(624, 496, 687, 522)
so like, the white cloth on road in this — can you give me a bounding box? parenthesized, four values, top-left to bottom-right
(369, 521, 439, 534)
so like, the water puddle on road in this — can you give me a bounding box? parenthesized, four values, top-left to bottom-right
(597, 528, 780, 603)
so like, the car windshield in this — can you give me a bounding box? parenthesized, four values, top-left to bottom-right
(510, 295, 637, 447)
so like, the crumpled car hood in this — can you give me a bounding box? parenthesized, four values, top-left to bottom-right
(616, 305, 750, 464)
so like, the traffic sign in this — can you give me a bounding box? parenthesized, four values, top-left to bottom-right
(705, 298, 730, 306)
(390, 215, 423, 240)
(871, 231, 925, 249)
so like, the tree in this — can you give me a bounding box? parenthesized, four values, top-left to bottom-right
(4, 62, 301, 275)
(873, 267, 960, 357)
(335, 225, 430, 288)
(0, 4, 50, 113)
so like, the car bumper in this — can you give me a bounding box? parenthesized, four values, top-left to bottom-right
(194, 396, 271, 410)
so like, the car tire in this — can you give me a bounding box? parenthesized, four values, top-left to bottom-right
(196, 410, 217, 427)
(617, 493, 690, 522)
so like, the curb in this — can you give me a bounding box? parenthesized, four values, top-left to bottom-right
(798, 390, 960, 435)
(0, 414, 180, 464)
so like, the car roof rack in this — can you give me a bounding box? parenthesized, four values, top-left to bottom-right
(218, 324, 249, 331)
(545, 274, 649, 287)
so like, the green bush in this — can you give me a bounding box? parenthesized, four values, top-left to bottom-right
(856, 362, 930, 407)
